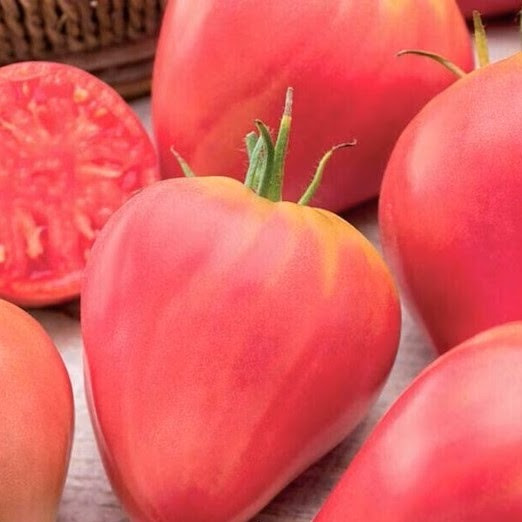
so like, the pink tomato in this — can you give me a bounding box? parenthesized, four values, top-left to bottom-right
(152, 0, 472, 212)
(82, 93, 401, 521)
(379, 53, 522, 353)
(316, 322, 522, 521)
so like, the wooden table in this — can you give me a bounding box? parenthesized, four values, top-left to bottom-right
(32, 21, 518, 522)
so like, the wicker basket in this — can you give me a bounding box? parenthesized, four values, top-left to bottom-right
(0, 0, 167, 98)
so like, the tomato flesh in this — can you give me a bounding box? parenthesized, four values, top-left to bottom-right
(0, 61, 159, 306)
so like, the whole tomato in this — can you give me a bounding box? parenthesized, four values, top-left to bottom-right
(315, 322, 522, 521)
(379, 52, 522, 354)
(152, 0, 472, 212)
(82, 92, 401, 521)
(0, 61, 159, 307)
(0, 298, 74, 520)
(458, 0, 521, 17)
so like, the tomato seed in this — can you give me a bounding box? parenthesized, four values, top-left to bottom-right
(25, 227, 44, 260)
(73, 87, 89, 103)
(79, 164, 123, 179)
(0, 118, 35, 144)
(74, 212, 96, 241)
(94, 107, 108, 118)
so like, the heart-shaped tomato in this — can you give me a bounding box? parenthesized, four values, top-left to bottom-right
(316, 321, 522, 521)
(379, 51, 522, 353)
(82, 92, 401, 521)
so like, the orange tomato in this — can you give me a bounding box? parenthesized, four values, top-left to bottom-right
(0, 299, 74, 520)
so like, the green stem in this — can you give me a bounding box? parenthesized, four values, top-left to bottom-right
(298, 141, 357, 206)
(244, 135, 264, 189)
(255, 120, 276, 199)
(170, 147, 196, 177)
(397, 49, 466, 78)
(473, 10, 490, 68)
(245, 131, 258, 159)
(266, 87, 293, 201)
(252, 143, 268, 193)
(172, 87, 354, 206)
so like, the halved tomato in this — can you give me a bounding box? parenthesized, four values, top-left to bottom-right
(0, 61, 159, 307)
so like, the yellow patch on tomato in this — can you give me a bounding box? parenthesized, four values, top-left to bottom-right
(426, 0, 448, 18)
(380, 0, 446, 19)
(305, 208, 343, 298)
(318, 234, 342, 298)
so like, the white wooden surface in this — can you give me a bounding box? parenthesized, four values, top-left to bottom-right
(28, 21, 519, 522)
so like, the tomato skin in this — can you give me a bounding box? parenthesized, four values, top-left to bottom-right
(458, 0, 521, 17)
(0, 61, 159, 308)
(379, 54, 522, 354)
(152, 0, 472, 213)
(82, 176, 401, 522)
(0, 299, 74, 520)
(315, 322, 522, 521)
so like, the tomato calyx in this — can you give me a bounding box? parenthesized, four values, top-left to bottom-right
(472, 10, 490, 67)
(171, 87, 356, 206)
(247, 86, 293, 202)
(396, 49, 467, 78)
(397, 11, 499, 77)
(244, 87, 356, 205)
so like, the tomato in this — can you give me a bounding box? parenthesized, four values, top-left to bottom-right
(315, 322, 522, 521)
(458, 0, 521, 17)
(0, 298, 74, 520)
(82, 92, 401, 521)
(0, 61, 159, 307)
(379, 52, 522, 354)
(152, 0, 472, 213)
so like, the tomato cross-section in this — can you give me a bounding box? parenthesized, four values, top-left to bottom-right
(0, 61, 159, 306)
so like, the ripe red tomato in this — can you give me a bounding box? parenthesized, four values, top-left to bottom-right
(152, 0, 472, 213)
(0, 61, 159, 307)
(82, 95, 401, 519)
(0, 298, 74, 520)
(458, 0, 521, 17)
(315, 322, 522, 521)
(379, 53, 522, 354)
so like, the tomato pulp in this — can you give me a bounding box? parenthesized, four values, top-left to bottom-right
(0, 61, 159, 306)
(316, 322, 522, 521)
